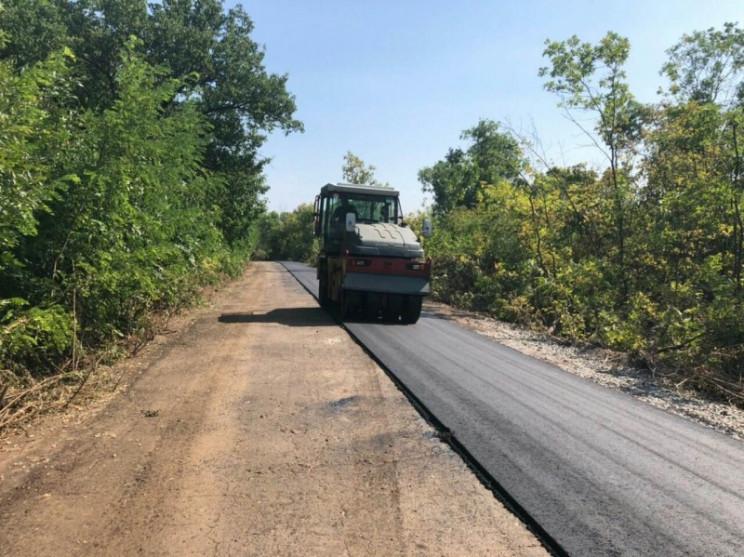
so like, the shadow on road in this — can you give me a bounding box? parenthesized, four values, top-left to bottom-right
(218, 307, 335, 327)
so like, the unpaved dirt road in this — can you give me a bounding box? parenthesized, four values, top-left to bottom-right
(0, 262, 546, 556)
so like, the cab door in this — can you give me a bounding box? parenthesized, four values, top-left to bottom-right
(313, 195, 321, 237)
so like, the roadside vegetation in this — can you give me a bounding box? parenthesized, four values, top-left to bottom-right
(254, 204, 317, 263)
(0, 0, 301, 429)
(422, 25, 744, 404)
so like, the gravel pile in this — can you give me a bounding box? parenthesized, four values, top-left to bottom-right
(425, 301, 744, 441)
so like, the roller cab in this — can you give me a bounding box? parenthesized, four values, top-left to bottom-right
(313, 183, 431, 323)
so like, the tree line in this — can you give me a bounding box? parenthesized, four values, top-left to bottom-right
(422, 24, 744, 403)
(0, 0, 301, 391)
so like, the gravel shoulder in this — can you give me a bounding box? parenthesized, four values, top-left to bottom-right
(424, 301, 744, 441)
(0, 263, 546, 556)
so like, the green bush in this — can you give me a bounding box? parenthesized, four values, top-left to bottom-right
(0, 300, 73, 376)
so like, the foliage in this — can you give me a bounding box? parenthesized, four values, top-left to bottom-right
(662, 22, 744, 107)
(341, 151, 390, 187)
(255, 204, 317, 263)
(540, 32, 648, 298)
(0, 45, 71, 262)
(2, 0, 303, 247)
(0, 2, 301, 388)
(0, 300, 73, 377)
(0, 36, 78, 378)
(424, 179, 535, 318)
(0, 0, 67, 66)
(540, 32, 645, 156)
(418, 119, 525, 215)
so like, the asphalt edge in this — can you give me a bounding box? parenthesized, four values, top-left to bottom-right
(282, 262, 569, 557)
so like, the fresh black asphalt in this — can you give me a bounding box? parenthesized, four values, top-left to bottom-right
(284, 262, 744, 556)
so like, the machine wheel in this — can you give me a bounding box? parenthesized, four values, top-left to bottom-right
(337, 290, 351, 321)
(401, 296, 423, 324)
(319, 269, 330, 308)
(382, 294, 403, 323)
(363, 293, 381, 321)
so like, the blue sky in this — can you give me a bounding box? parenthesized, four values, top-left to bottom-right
(231, 1, 744, 213)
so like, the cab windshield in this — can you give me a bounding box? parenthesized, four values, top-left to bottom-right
(330, 193, 401, 225)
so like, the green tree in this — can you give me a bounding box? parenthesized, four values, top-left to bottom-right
(341, 151, 389, 187)
(418, 147, 476, 215)
(412, 26, 744, 402)
(0, 38, 77, 375)
(419, 119, 524, 215)
(172, 1, 303, 244)
(24, 41, 222, 343)
(256, 204, 316, 262)
(1, 0, 303, 247)
(662, 22, 744, 107)
(540, 33, 646, 295)
(0, 45, 72, 263)
(0, 1, 303, 410)
(657, 22, 744, 289)
(0, 0, 67, 67)
(635, 25, 744, 385)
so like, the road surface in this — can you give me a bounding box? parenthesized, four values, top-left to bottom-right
(0, 263, 545, 556)
(286, 261, 744, 556)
